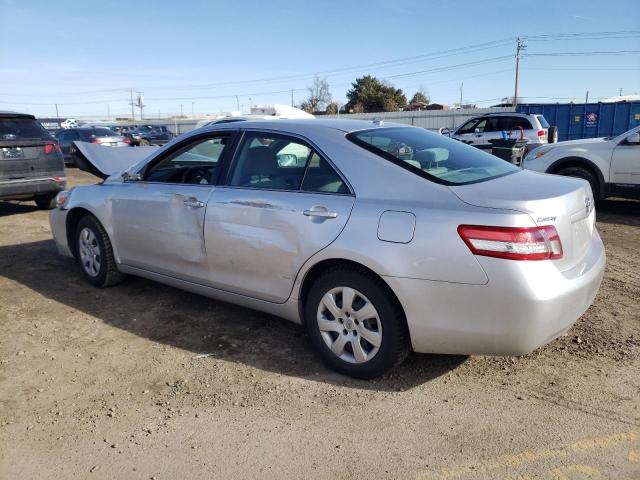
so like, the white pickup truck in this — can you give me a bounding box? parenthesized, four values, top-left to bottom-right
(522, 126, 640, 201)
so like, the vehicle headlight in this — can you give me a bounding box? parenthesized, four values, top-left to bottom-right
(56, 190, 71, 208)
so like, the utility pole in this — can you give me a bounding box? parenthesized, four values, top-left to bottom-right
(54, 104, 59, 120)
(191, 101, 195, 118)
(180, 104, 183, 117)
(513, 37, 526, 107)
(136, 92, 145, 120)
(130, 88, 135, 121)
(107, 104, 110, 121)
(459, 82, 464, 108)
(235, 95, 240, 111)
(619, 87, 623, 96)
(291, 89, 294, 107)
(585, 90, 589, 103)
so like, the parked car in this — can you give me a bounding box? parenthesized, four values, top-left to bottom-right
(50, 119, 604, 378)
(0, 111, 66, 209)
(444, 112, 558, 149)
(522, 125, 640, 201)
(125, 125, 173, 146)
(55, 127, 129, 165)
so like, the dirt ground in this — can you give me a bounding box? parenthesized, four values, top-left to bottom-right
(1, 169, 638, 480)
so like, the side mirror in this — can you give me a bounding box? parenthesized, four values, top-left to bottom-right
(474, 128, 480, 133)
(626, 132, 640, 144)
(122, 171, 142, 182)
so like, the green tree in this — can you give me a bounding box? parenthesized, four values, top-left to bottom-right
(410, 89, 429, 105)
(345, 75, 406, 113)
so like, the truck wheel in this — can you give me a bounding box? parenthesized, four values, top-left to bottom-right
(34, 194, 57, 210)
(557, 166, 599, 201)
(139, 139, 150, 146)
(548, 126, 559, 143)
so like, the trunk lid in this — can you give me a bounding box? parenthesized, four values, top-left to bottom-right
(449, 170, 596, 272)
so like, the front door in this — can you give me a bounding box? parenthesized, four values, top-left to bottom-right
(110, 133, 234, 284)
(610, 130, 640, 186)
(205, 131, 355, 303)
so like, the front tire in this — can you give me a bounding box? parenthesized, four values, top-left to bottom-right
(139, 139, 151, 146)
(305, 267, 410, 379)
(75, 215, 125, 287)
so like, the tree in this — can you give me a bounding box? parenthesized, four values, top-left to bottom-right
(345, 75, 406, 113)
(303, 76, 331, 113)
(325, 102, 339, 115)
(410, 89, 429, 105)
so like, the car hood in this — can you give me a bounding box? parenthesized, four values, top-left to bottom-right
(549, 137, 610, 147)
(73, 140, 158, 179)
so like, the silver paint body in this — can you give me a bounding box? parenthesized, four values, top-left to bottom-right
(522, 125, 640, 186)
(50, 119, 605, 355)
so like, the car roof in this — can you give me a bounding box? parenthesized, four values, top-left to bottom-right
(479, 112, 537, 117)
(0, 111, 36, 119)
(200, 118, 411, 135)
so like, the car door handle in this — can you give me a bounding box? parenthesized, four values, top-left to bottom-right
(303, 206, 337, 219)
(183, 199, 205, 208)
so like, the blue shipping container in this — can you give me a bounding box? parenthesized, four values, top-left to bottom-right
(517, 101, 640, 141)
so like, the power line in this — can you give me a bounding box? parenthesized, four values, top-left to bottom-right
(524, 50, 640, 57)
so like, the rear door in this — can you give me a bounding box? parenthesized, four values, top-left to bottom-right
(205, 130, 355, 303)
(0, 116, 61, 180)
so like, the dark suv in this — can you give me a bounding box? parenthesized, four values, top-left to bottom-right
(125, 125, 173, 146)
(0, 112, 65, 210)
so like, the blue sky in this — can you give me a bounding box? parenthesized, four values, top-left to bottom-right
(1, 0, 639, 118)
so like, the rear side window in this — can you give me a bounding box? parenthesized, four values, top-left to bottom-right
(0, 118, 51, 141)
(498, 116, 533, 131)
(536, 115, 550, 129)
(348, 127, 519, 185)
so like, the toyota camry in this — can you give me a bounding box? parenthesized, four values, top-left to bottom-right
(50, 119, 605, 378)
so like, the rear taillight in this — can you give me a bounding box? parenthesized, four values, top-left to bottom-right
(458, 225, 563, 261)
(90, 138, 102, 144)
(44, 144, 54, 154)
(537, 130, 545, 137)
(54, 143, 61, 153)
(123, 137, 131, 144)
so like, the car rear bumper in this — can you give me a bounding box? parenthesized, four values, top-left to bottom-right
(0, 177, 66, 200)
(384, 229, 605, 356)
(49, 207, 73, 258)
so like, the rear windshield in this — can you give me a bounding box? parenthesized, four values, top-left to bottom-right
(348, 127, 519, 185)
(80, 128, 117, 139)
(0, 117, 51, 141)
(536, 115, 550, 129)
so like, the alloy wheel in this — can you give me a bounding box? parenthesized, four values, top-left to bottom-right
(78, 227, 101, 277)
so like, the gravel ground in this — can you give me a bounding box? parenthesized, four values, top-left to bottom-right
(1, 169, 639, 479)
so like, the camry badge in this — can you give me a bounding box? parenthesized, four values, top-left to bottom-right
(585, 197, 592, 215)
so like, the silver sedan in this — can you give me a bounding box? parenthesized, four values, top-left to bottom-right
(50, 119, 605, 378)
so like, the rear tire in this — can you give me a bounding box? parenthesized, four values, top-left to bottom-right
(34, 193, 57, 210)
(305, 266, 410, 379)
(548, 126, 559, 143)
(75, 215, 126, 288)
(557, 166, 600, 201)
(139, 139, 151, 146)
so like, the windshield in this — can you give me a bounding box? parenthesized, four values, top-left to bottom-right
(0, 117, 51, 141)
(536, 115, 550, 129)
(348, 127, 519, 185)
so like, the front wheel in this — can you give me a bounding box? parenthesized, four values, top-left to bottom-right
(305, 267, 410, 379)
(75, 215, 126, 287)
(139, 139, 151, 146)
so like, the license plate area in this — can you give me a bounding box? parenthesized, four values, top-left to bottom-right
(2, 147, 25, 159)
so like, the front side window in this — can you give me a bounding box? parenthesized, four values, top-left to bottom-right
(144, 135, 230, 184)
(348, 127, 519, 185)
(457, 118, 486, 134)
